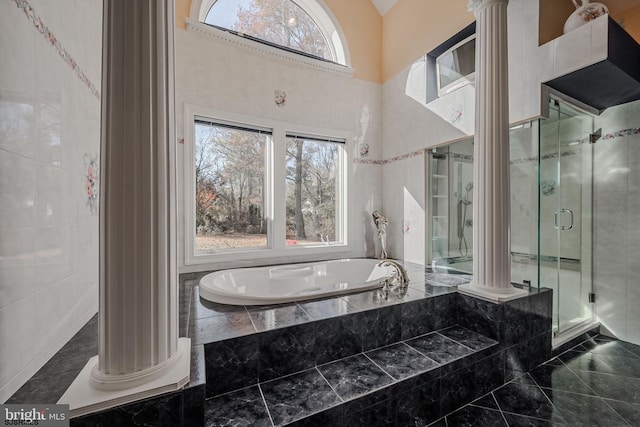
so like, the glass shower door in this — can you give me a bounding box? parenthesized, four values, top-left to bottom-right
(539, 98, 594, 336)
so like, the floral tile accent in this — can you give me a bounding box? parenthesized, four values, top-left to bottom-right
(10, 0, 101, 100)
(84, 153, 99, 215)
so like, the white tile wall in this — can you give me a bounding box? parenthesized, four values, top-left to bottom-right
(381, 155, 425, 264)
(174, 28, 383, 272)
(0, 0, 101, 402)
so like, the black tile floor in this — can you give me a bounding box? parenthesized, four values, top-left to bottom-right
(428, 335, 640, 426)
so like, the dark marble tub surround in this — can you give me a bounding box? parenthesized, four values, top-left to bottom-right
(457, 288, 554, 380)
(205, 327, 507, 426)
(258, 323, 316, 381)
(438, 325, 499, 351)
(365, 342, 438, 381)
(260, 369, 342, 426)
(318, 354, 394, 401)
(424, 271, 472, 287)
(201, 285, 554, 425)
(208, 326, 501, 426)
(189, 265, 457, 349)
(204, 292, 459, 397)
(206, 386, 272, 427)
(405, 332, 476, 364)
(205, 334, 260, 396)
(184, 344, 207, 427)
(400, 292, 457, 340)
(249, 304, 314, 331)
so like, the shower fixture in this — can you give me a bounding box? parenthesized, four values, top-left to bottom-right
(458, 181, 473, 256)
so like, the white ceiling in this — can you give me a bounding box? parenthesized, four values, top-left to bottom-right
(370, 0, 398, 16)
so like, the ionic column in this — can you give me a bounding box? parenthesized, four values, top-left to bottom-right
(60, 0, 190, 416)
(458, 0, 527, 301)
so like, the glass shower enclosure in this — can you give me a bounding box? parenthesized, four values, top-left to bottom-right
(427, 97, 595, 339)
(539, 98, 594, 337)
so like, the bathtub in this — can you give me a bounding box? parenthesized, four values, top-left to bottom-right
(199, 258, 396, 305)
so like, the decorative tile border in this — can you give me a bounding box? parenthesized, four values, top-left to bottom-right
(602, 127, 640, 140)
(353, 127, 640, 167)
(9, 0, 101, 100)
(353, 149, 425, 165)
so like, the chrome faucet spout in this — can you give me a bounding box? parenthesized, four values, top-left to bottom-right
(377, 259, 409, 288)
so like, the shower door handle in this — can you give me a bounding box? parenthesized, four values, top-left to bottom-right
(554, 209, 574, 230)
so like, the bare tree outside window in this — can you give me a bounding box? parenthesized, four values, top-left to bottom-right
(205, 0, 332, 61)
(285, 138, 339, 245)
(194, 122, 268, 251)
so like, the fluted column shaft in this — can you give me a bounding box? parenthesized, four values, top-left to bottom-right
(97, 0, 178, 378)
(469, 0, 513, 293)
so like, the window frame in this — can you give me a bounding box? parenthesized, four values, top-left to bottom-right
(187, 0, 353, 77)
(183, 104, 352, 267)
(435, 34, 476, 97)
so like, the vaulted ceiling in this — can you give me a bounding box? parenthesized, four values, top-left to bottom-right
(369, 0, 398, 16)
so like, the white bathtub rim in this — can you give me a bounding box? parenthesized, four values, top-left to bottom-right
(198, 258, 393, 306)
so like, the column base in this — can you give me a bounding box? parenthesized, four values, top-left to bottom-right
(457, 282, 529, 302)
(58, 337, 191, 418)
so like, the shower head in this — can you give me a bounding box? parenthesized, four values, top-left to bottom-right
(465, 182, 473, 192)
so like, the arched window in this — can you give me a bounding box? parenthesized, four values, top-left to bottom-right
(196, 0, 349, 66)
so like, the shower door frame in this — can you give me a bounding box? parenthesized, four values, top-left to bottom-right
(541, 90, 598, 342)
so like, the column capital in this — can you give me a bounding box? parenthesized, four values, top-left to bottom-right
(467, 0, 509, 15)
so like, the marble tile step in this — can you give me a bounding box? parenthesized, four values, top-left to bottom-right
(205, 325, 499, 426)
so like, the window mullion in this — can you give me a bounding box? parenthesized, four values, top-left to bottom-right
(272, 127, 287, 252)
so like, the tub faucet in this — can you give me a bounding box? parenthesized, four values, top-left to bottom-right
(377, 259, 409, 290)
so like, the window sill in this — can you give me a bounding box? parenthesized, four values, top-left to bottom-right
(184, 243, 354, 272)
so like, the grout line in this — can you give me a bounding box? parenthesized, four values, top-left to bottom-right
(315, 367, 344, 402)
(600, 398, 632, 426)
(434, 331, 481, 354)
(499, 410, 551, 423)
(535, 381, 564, 418)
(257, 383, 276, 427)
(316, 351, 370, 369)
(337, 295, 362, 311)
(295, 302, 314, 319)
(497, 406, 509, 426)
(490, 391, 502, 413)
(244, 305, 259, 333)
(362, 353, 396, 382)
(566, 363, 600, 396)
(398, 342, 441, 368)
(207, 382, 263, 400)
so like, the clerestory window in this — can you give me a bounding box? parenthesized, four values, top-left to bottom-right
(200, 0, 347, 65)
